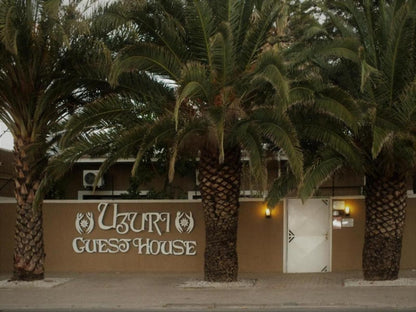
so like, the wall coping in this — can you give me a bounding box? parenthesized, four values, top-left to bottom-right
(0, 198, 264, 204)
(1, 194, 415, 205)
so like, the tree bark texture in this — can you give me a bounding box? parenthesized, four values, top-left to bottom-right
(12, 137, 45, 281)
(362, 172, 407, 281)
(198, 147, 241, 282)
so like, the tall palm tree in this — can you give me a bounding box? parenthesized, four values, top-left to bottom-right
(0, 0, 111, 280)
(272, 0, 416, 281)
(59, 0, 303, 282)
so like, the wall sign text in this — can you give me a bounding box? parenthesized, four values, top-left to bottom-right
(73, 203, 197, 256)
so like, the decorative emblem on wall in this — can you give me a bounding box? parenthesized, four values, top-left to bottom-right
(75, 212, 95, 235)
(175, 211, 194, 234)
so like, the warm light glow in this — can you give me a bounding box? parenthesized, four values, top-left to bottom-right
(333, 200, 345, 211)
(345, 206, 350, 216)
(265, 207, 271, 218)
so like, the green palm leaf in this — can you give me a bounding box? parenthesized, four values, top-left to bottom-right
(298, 155, 344, 200)
(186, 0, 215, 65)
(249, 108, 303, 180)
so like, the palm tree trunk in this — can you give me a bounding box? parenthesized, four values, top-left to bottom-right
(198, 146, 241, 282)
(362, 172, 407, 281)
(12, 137, 45, 281)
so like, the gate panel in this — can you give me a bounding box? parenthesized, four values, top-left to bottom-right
(286, 198, 331, 273)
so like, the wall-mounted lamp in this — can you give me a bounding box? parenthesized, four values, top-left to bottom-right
(344, 206, 350, 216)
(333, 200, 354, 229)
(265, 207, 272, 218)
(332, 200, 352, 217)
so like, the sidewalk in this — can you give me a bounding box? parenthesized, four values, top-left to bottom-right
(0, 270, 415, 311)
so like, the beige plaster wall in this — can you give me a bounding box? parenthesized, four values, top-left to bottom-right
(0, 149, 14, 198)
(331, 199, 366, 271)
(0, 200, 283, 274)
(238, 201, 284, 272)
(0, 201, 15, 272)
(332, 198, 416, 271)
(45, 201, 205, 273)
(0, 198, 415, 274)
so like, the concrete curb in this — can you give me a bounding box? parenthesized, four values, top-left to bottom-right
(344, 277, 416, 287)
(0, 278, 70, 289)
(177, 279, 257, 289)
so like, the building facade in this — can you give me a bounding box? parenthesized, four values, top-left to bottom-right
(0, 197, 415, 273)
(0, 151, 415, 274)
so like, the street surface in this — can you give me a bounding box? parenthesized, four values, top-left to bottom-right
(1, 271, 415, 311)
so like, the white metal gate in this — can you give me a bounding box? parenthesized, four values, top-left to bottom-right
(285, 198, 331, 273)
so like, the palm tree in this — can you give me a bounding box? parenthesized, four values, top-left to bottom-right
(272, 0, 416, 280)
(59, 0, 303, 282)
(0, 0, 111, 280)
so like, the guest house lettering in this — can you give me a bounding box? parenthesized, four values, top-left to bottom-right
(72, 203, 197, 256)
(97, 203, 170, 235)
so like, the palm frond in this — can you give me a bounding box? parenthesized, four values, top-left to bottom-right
(301, 122, 361, 168)
(314, 87, 360, 132)
(133, 0, 187, 65)
(371, 124, 394, 159)
(230, 0, 253, 56)
(239, 0, 281, 70)
(131, 116, 176, 176)
(396, 80, 416, 126)
(298, 155, 344, 200)
(211, 21, 234, 85)
(0, 1, 18, 54)
(249, 107, 303, 180)
(185, 0, 215, 65)
(381, 2, 415, 103)
(251, 49, 290, 106)
(175, 62, 211, 129)
(208, 0, 236, 24)
(267, 172, 297, 208)
(232, 121, 264, 179)
(61, 94, 134, 147)
(110, 43, 182, 85)
(326, 9, 354, 38)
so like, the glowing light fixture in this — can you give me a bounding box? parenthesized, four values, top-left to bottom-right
(265, 207, 272, 218)
(344, 206, 350, 216)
